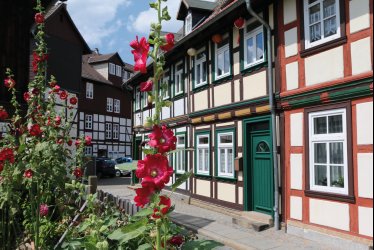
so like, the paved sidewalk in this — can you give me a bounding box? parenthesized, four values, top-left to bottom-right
(98, 178, 336, 250)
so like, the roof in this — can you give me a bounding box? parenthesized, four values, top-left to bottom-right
(177, 0, 219, 20)
(87, 53, 117, 63)
(81, 54, 112, 84)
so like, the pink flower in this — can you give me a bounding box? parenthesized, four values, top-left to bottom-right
(160, 33, 175, 52)
(140, 80, 153, 92)
(85, 136, 92, 146)
(24, 169, 33, 178)
(35, 13, 44, 24)
(23, 92, 31, 102)
(59, 91, 68, 100)
(130, 36, 150, 74)
(73, 168, 83, 178)
(70, 97, 78, 105)
(54, 116, 61, 126)
(134, 185, 155, 208)
(4, 78, 15, 88)
(0, 107, 9, 120)
(148, 125, 177, 154)
(39, 204, 49, 217)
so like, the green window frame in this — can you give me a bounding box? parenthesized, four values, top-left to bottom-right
(194, 130, 211, 176)
(173, 60, 185, 97)
(193, 47, 208, 90)
(174, 132, 187, 174)
(215, 128, 236, 180)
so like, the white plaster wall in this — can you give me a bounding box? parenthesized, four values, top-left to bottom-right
(283, 0, 297, 25)
(290, 113, 303, 146)
(233, 29, 240, 49)
(286, 62, 299, 90)
(238, 187, 243, 205)
(349, 0, 370, 34)
(214, 83, 232, 107)
(305, 47, 344, 86)
(359, 206, 373, 237)
(238, 120, 243, 147)
(356, 101, 373, 145)
(233, 52, 240, 76)
(217, 182, 236, 203)
(290, 154, 303, 190)
(358, 153, 373, 199)
(351, 37, 372, 75)
(162, 107, 171, 120)
(290, 196, 303, 221)
(285, 28, 298, 58)
(243, 71, 267, 100)
(174, 98, 185, 117)
(309, 199, 350, 231)
(194, 90, 208, 112)
(234, 80, 241, 103)
(92, 63, 109, 80)
(196, 179, 211, 197)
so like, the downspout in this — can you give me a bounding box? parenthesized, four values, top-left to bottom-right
(245, 0, 280, 230)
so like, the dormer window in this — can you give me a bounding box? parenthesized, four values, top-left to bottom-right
(185, 13, 192, 35)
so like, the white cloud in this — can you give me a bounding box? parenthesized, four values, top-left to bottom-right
(67, 0, 131, 46)
(129, 1, 183, 34)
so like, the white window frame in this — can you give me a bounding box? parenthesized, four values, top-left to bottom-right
(217, 132, 235, 178)
(105, 123, 112, 139)
(215, 34, 231, 80)
(116, 65, 122, 77)
(309, 108, 349, 195)
(194, 48, 207, 88)
(109, 63, 116, 75)
(107, 98, 113, 112)
(185, 13, 192, 35)
(114, 99, 120, 113)
(113, 124, 119, 140)
(196, 134, 210, 175)
(304, 0, 341, 49)
(244, 25, 265, 68)
(85, 114, 93, 130)
(162, 70, 170, 100)
(175, 134, 186, 174)
(135, 88, 141, 110)
(142, 92, 148, 108)
(86, 82, 94, 99)
(175, 61, 184, 96)
(85, 146, 93, 156)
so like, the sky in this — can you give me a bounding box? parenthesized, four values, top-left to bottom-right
(66, 0, 183, 64)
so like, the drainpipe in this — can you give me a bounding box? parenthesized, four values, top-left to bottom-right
(245, 0, 280, 230)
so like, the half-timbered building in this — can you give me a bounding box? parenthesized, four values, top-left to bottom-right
(79, 52, 133, 158)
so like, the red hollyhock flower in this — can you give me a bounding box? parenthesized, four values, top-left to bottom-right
(53, 85, 60, 93)
(152, 196, 171, 219)
(160, 43, 174, 52)
(85, 136, 92, 146)
(35, 13, 44, 24)
(136, 154, 173, 190)
(23, 92, 31, 102)
(75, 139, 81, 147)
(70, 97, 78, 105)
(57, 138, 64, 144)
(0, 108, 8, 120)
(32, 88, 40, 96)
(160, 33, 175, 52)
(140, 80, 153, 92)
(4, 78, 15, 88)
(59, 91, 68, 100)
(148, 125, 177, 154)
(73, 168, 83, 178)
(28, 124, 42, 137)
(130, 36, 150, 74)
(0, 148, 15, 164)
(0, 163, 3, 173)
(134, 185, 155, 208)
(24, 169, 33, 178)
(49, 81, 57, 87)
(67, 140, 73, 146)
(169, 235, 184, 247)
(40, 204, 49, 217)
(54, 116, 61, 126)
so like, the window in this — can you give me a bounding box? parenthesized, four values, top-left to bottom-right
(85, 115, 93, 129)
(217, 132, 235, 178)
(116, 65, 122, 77)
(109, 63, 116, 75)
(85, 146, 93, 156)
(215, 35, 230, 79)
(244, 25, 265, 68)
(86, 82, 94, 99)
(175, 62, 184, 96)
(113, 124, 119, 139)
(304, 0, 341, 48)
(107, 98, 113, 112)
(175, 134, 186, 174)
(196, 133, 210, 175)
(142, 92, 148, 108)
(135, 88, 141, 110)
(194, 48, 207, 88)
(105, 123, 112, 139)
(309, 108, 348, 195)
(185, 13, 192, 35)
(114, 99, 120, 113)
(161, 71, 170, 100)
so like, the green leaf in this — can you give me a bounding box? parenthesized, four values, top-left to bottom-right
(182, 240, 224, 250)
(134, 208, 153, 217)
(137, 244, 153, 250)
(172, 171, 192, 192)
(108, 218, 148, 241)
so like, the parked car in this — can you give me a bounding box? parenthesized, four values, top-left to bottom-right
(114, 165, 131, 177)
(95, 158, 116, 178)
(115, 157, 133, 164)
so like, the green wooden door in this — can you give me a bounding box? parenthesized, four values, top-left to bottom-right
(250, 133, 273, 215)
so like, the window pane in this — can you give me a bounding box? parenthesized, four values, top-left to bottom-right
(330, 165, 344, 188)
(227, 149, 233, 174)
(197, 64, 201, 83)
(178, 136, 185, 145)
(328, 115, 343, 133)
(256, 32, 264, 61)
(204, 149, 209, 171)
(220, 134, 233, 144)
(199, 136, 209, 145)
(247, 37, 254, 64)
(218, 52, 224, 76)
(314, 143, 327, 163)
(202, 61, 207, 82)
(315, 165, 328, 186)
(310, 23, 322, 42)
(220, 149, 226, 173)
(309, 4, 321, 24)
(323, 0, 336, 17)
(324, 16, 337, 37)
(198, 149, 203, 171)
(330, 142, 344, 164)
(314, 117, 327, 134)
(224, 50, 230, 73)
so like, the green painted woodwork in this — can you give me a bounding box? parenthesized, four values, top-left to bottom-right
(214, 127, 237, 180)
(175, 131, 188, 173)
(194, 130, 211, 177)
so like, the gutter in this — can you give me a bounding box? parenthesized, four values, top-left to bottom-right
(245, 0, 280, 230)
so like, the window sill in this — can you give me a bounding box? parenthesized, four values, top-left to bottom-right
(241, 61, 267, 76)
(305, 190, 355, 204)
(213, 74, 233, 85)
(173, 93, 185, 100)
(193, 84, 209, 93)
(215, 176, 237, 182)
(300, 36, 347, 58)
(194, 174, 212, 179)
